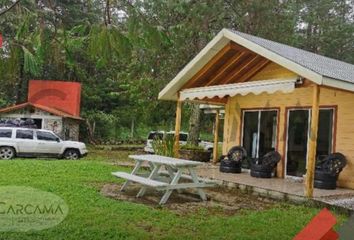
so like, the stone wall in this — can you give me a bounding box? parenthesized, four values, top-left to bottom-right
(0, 107, 80, 141)
(63, 118, 80, 141)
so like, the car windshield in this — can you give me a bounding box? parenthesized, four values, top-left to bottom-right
(147, 132, 163, 140)
(53, 133, 62, 141)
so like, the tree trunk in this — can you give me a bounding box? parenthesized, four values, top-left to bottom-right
(188, 103, 202, 146)
(187, 10, 209, 146)
(130, 117, 135, 139)
(85, 119, 97, 145)
(16, 51, 27, 104)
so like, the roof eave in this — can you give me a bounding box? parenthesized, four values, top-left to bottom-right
(158, 30, 230, 101)
(223, 29, 323, 85)
(159, 29, 328, 101)
(322, 77, 354, 92)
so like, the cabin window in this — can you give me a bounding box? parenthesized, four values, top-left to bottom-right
(242, 110, 278, 162)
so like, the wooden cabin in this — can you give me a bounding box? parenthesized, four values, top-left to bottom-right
(158, 29, 354, 196)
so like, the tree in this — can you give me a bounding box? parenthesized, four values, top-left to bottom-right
(0, 0, 353, 143)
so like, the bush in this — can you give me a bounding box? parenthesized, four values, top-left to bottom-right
(180, 144, 204, 151)
(152, 134, 174, 157)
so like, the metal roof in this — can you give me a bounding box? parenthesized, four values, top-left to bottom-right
(231, 30, 354, 84)
(0, 102, 82, 120)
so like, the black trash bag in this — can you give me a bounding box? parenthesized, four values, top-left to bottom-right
(12, 119, 21, 126)
(24, 119, 35, 125)
(3, 119, 19, 127)
(20, 119, 37, 129)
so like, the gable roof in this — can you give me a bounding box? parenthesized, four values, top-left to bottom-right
(159, 29, 354, 101)
(0, 102, 82, 120)
(231, 30, 354, 84)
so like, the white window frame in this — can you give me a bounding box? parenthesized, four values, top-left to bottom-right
(285, 107, 336, 179)
(241, 109, 279, 159)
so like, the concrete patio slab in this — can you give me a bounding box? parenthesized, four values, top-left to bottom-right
(196, 163, 354, 209)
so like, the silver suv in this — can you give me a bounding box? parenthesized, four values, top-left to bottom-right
(0, 127, 88, 160)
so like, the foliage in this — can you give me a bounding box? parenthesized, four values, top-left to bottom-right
(151, 134, 174, 157)
(0, 0, 353, 143)
(180, 144, 205, 151)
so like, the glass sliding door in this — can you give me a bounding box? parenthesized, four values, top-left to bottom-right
(242, 112, 259, 160)
(259, 111, 278, 157)
(317, 109, 334, 156)
(286, 110, 310, 177)
(286, 108, 335, 177)
(242, 110, 278, 167)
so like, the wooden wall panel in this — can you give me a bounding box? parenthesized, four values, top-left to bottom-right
(249, 62, 297, 81)
(222, 85, 354, 189)
(222, 97, 231, 154)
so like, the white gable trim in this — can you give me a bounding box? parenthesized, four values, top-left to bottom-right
(322, 77, 354, 92)
(158, 31, 230, 101)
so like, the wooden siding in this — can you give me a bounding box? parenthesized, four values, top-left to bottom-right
(181, 42, 272, 89)
(222, 65, 354, 189)
(249, 62, 297, 81)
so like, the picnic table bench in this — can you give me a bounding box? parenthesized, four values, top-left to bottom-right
(112, 154, 216, 204)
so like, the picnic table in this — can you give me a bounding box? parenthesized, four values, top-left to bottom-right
(112, 154, 215, 205)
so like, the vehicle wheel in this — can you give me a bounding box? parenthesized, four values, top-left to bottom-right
(227, 146, 247, 163)
(0, 147, 15, 160)
(251, 164, 273, 172)
(314, 170, 337, 181)
(314, 179, 337, 190)
(250, 169, 272, 178)
(220, 159, 242, 173)
(64, 149, 80, 160)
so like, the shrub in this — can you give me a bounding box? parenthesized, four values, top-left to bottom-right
(180, 144, 205, 151)
(152, 134, 174, 157)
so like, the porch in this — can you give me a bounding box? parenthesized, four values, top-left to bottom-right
(196, 163, 354, 209)
(159, 29, 354, 198)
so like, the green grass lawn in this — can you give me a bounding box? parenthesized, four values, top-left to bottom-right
(0, 151, 346, 240)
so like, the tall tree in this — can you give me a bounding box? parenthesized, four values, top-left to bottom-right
(1, 0, 353, 143)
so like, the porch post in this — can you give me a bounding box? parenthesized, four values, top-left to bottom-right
(213, 109, 220, 163)
(174, 98, 182, 158)
(305, 84, 320, 198)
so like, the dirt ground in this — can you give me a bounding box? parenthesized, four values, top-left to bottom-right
(101, 183, 276, 216)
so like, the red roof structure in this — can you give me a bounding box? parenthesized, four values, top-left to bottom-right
(0, 80, 82, 120)
(28, 80, 81, 117)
